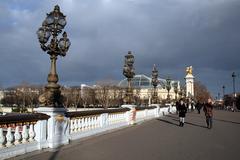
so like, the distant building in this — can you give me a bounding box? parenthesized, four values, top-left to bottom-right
(0, 90, 4, 102)
(119, 74, 181, 103)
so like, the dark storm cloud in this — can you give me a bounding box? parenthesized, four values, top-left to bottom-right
(0, 0, 239, 96)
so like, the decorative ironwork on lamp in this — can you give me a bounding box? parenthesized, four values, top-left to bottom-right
(151, 64, 159, 104)
(36, 5, 71, 107)
(123, 51, 135, 104)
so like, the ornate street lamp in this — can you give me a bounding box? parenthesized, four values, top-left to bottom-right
(173, 82, 178, 101)
(123, 51, 135, 104)
(232, 72, 236, 111)
(222, 85, 225, 99)
(151, 64, 159, 104)
(36, 5, 71, 107)
(166, 77, 171, 102)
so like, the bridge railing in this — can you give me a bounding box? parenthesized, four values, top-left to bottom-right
(0, 113, 49, 159)
(0, 105, 175, 159)
(66, 108, 130, 140)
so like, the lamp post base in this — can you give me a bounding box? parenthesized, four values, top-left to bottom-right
(39, 84, 64, 108)
(35, 107, 69, 148)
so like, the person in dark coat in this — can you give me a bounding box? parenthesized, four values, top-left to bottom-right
(178, 99, 187, 127)
(203, 98, 214, 129)
(196, 101, 201, 114)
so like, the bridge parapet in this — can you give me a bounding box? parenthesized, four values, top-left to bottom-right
(0, 113, 50, 159)
(0, 106, 175, 159)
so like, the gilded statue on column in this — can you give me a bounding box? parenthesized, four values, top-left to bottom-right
(186, 66, 193, 76)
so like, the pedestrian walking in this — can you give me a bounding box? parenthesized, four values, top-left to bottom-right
(178, 99, 187, 127)
(196, 101, 201, 114)
(203, 98, 213, 129)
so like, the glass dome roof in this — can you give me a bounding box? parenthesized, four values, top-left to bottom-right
(119, 74, 171, 89)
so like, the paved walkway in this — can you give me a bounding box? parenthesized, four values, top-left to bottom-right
(10, 110, 240, 160)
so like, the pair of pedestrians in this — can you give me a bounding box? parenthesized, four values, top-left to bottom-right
(177, 98, 213, 129)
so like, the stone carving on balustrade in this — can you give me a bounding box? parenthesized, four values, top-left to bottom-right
(22, 125, 29, 144)
(14, 126, 21, 145)
(6, 127, 14, 147)
(29, 124, 35, 142)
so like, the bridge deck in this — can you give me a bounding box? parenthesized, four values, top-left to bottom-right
(10, 110, 240, 160)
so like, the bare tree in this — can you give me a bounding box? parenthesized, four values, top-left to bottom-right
(194, 81, 212, 103)
(95, 79, 123, 108)
(81, 85, 95, 107)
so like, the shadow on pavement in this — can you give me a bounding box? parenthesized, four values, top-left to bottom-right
(166, 115, 178, 119)
(185, 122, 208, 129)
(214, 118, 240, 125)
(48, 147, 63, 160)
(171, 119, 207, 129)
(157, 118, 179, 126)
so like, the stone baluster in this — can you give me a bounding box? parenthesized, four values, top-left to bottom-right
(14, 126, 22, 145)
(74, 119, 78, 132)
(97, 116, 100, 127)
(93, 117, 96, 128)
(89, 117, 92, 129)
(109, 115, 112, 124)
(82, 118, 86, 130)
(95, 116, 97, 128)
(118, 114, 121, 122)
(96, 117, 99, 127)
(114, 114, 117, 123)
(70, 120, 74, 133)
(113, 114, 116, 123)
(22, 125, 29, 143)
(89, 117, 93, 129)
(87, 117, 90, 129)
(29, 124, 35, 142)
(0, 128, 5, 148)
(94, 117, 98, 128)
(91, 117, 94, 128)
(78, 119, 82, 131)
(114, 114, 116, 123)
(6, 127, 13, 147)
(108, 115, 110, 124)
(88, 117, 91, 129)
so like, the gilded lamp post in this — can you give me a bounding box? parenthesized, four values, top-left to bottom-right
(37, 5, 71, 107)
(232, 72, 236, 111)
(151, 64, 159, 104)
(166, 77, 171, 102)
(123, 51, 135, 104)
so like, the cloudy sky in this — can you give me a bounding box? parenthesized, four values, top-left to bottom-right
(0, 0, 240, 97)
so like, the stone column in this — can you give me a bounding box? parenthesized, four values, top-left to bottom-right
(185, 74, 194, 98)
(35, 107, 69, 148)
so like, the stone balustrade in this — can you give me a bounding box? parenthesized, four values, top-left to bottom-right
(0, 106, 175, 159)
(66, 108, 130, 140)
(0, 113, 49, 159)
